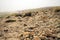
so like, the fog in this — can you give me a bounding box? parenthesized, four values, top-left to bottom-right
(0, 0, 60, 12)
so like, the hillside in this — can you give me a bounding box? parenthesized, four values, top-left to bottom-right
(0, 6, 60, 40)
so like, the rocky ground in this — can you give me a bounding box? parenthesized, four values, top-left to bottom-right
(0, 6, 60, 40)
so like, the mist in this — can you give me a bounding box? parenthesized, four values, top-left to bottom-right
(0, 0, 60, 12)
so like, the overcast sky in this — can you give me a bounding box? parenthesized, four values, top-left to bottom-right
(0, 0, 60, 12)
